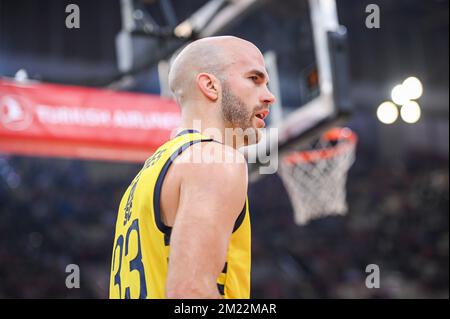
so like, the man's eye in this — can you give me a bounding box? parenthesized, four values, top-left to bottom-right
(249, 76, 258, 81)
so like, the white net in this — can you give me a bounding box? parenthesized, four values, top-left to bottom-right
(278, 128, 357, 225)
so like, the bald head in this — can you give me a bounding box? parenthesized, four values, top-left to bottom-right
(168, 36, 262, 105)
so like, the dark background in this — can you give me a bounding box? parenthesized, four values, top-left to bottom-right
(0, 0, 448, 298)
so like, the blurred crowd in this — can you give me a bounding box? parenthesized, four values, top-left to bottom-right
(0, 157, 123, 298)
(250, 149, 449, 298)
(0, 148, 448, 298)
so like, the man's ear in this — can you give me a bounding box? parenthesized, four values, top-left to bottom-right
(196, 73, 220, 101)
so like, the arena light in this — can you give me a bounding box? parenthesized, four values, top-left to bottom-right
(402, 76, 423, 100)
(400, 100, 421, 124)
(391, 84, 409, 106)
(377, 101, 399, 124)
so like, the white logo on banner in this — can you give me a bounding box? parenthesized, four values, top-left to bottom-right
(0, 95, 33, 131)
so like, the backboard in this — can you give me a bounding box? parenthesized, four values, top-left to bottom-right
(227, 0, 353, 178)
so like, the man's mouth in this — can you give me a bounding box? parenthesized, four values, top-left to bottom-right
(254, 109, 269, 120)
(254, 109, 269, 128)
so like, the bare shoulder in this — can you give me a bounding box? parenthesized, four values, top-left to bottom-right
(173, 141, 248, 215)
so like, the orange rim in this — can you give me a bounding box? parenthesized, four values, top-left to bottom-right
(283, 127, 358, 165)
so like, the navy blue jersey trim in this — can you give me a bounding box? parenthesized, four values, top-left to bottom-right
(175, 129, 200, 137)
(153, 138, 211, 235)
(217, 283, 225, 295)
(232, 202, 247, 233)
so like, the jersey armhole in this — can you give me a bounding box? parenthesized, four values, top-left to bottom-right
(232, 201, 247, 233)
(153, 138, 212, 236)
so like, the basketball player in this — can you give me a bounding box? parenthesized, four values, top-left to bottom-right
(109, 36, 275, 299)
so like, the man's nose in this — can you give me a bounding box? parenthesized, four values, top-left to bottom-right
(261, 88, 276, 106)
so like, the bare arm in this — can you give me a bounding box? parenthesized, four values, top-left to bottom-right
(165, 143, 247, 299)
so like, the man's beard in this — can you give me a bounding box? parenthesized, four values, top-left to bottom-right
(221, 82, 261, 146)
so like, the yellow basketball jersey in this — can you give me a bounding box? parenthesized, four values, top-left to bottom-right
(109, 130, 251, 299)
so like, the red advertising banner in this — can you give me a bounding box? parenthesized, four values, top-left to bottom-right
(0, 79, 181, 162)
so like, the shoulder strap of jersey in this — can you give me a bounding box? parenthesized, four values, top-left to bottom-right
(153, 129, 214, 235)
(153, 129, 247, 236)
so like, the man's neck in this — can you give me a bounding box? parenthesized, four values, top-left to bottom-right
(179, 110, 243, 149)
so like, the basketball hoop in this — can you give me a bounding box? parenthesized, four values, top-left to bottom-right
(278, 127, 357, 225)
